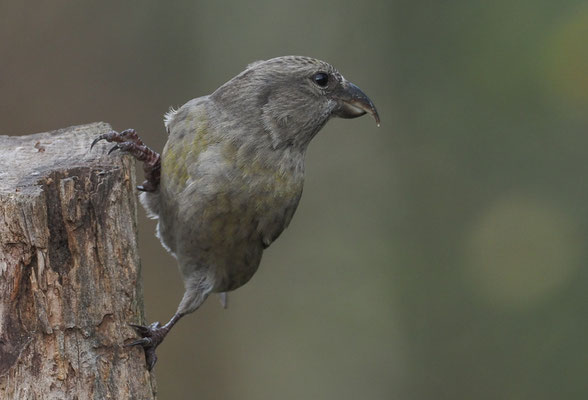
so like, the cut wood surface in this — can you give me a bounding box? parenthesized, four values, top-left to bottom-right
(0, 123, 156, 399)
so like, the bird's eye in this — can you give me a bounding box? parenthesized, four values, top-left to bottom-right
(312, 72, 329, 88)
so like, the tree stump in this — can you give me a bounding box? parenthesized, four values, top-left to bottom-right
(0, 123, 157, 399)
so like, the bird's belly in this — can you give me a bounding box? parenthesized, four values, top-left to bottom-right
(197, 203, 264, 292)
(162, 184, 301, 292)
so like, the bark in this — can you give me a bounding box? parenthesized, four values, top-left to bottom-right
(0, 123, 157, 399)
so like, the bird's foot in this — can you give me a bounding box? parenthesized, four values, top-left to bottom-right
(125, 321, 171, 371)
(91, 128, 161, 192)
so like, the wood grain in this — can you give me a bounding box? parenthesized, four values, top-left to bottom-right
(0, 123, 156, 399)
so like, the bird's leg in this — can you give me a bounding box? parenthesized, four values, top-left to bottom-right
(91, 128, 161, 192)
(125, 312, 185, 371)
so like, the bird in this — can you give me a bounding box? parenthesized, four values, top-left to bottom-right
(91, 55, 379, 370)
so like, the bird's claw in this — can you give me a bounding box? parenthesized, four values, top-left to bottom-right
(90, 137, 103, 150)
(107, 142, 138, 155)
(125, 321, 169, 371)
(90, 128, 162, 192)
(129, 321, 161, 335)
(108, 144, 121, 155)
(125, 337, 153, 347)
(91, 129, 139, 150)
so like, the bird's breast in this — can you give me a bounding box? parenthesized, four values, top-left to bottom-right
(160, 139, 305, 291)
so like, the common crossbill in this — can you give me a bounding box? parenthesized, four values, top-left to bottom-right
(92, 56, 379, 370)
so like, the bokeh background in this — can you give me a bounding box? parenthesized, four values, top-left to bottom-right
(2, 1, 588, 399)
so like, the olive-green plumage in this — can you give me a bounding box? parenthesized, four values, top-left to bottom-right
(131, 56, 379, 367)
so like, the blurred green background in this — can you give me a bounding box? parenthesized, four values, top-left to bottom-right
(2, 1, 588, 399)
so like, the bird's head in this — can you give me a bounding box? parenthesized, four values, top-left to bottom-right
(211, 56, 379, 149)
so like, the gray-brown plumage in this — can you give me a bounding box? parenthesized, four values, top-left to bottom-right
(92, 56, 379, 370)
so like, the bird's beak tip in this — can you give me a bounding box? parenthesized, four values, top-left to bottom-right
(371, 109, 381, 127)
(334, 81, 380, 128)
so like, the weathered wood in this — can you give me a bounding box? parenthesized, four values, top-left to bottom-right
(0, 123, 156, 399)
